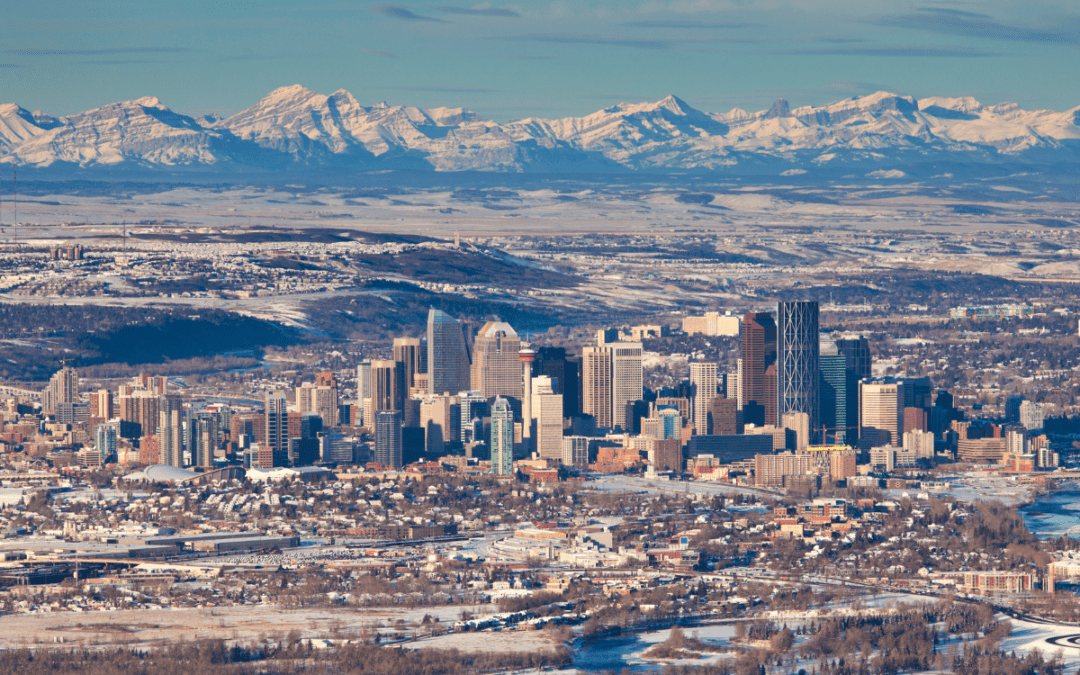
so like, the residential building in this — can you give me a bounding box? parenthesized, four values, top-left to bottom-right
(265, 392, 288, 467)
(491, 397, 514, 475)
(159, 395, 184, 467)
(755, 452, 813, 487)
(1019, 400, 1044, 431)
(42, 366, 79, 415)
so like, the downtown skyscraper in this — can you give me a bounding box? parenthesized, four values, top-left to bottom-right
(490, 397, 514, 475)
(740, 312, 776, 427)
(265, 391, 288, 467)
(470, 321, 522, 398)
(819, 339, 859, 444)
(427, 309, 472, 396)
(689, 362, 720, 436)
(777, 301, 820, 435)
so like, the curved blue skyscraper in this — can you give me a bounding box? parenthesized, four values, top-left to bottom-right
(427, 309, 472, 396)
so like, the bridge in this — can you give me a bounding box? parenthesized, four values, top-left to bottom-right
(0, 385, 39, 398)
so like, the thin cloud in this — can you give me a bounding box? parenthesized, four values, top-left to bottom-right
(387, 86, 501, 92)
(622, 20, 755, 29)
(500, 54, 556, 60)
(7, 47, 189, 56)
(875, 10, 1080, 46)
(363, 48, 397, 58)
(916, 7, 992, 19)
(507, 34, 673, 50)
(433, 6, 520, 17)
(777, 45, 1003, 57)
(79, 60, 166, 65)
(371, 4, 448, 22)
(809, 37, 870, 44)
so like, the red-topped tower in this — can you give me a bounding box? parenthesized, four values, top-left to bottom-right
(519, 345, 536, 456)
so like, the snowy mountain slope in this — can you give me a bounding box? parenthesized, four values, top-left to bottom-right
(0, 97, 242, 168)
(0, 86, 1077, 174)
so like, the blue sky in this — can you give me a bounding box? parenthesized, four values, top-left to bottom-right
(1, 0, 1078, 121)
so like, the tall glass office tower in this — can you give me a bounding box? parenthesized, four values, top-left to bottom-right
(427, 309, 472, 395)
(819, 339, 858, 444)
(777, 301, 819, 436)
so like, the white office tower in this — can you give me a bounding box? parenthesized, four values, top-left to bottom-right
(491, 397, 515, 475)
(532, 375, 564, 461)
(357, 361, 372, 424)
(1019, 400, 1044, 431)
(610, 342, 643, 431)
(582, 345, 613, 428)
(859, 380, 905, 448)
(735, 359, 744, 409)
(420, 395, 454, 454)
(689, 362, 720, 436)
(562, 436, 589, 467)
(781, 411, 810, 451)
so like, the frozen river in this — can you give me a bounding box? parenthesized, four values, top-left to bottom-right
(1021, 489, 1080, 539)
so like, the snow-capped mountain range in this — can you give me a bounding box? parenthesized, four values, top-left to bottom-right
(1, 84, 1078, 175)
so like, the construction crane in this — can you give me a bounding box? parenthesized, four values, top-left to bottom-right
(820, 425, 859, 445)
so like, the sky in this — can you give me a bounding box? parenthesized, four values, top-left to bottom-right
(1, 0, 1078, 121)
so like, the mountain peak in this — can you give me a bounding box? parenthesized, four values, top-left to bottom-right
(919, 96, 983, 114)
(133, 96, 166, 109)
(655, 95, 691, 114)
(261, 84, 319, 105)
(765, 99, 791, 119)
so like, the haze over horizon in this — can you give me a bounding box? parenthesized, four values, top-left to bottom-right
(2, 0, 1079, 122)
